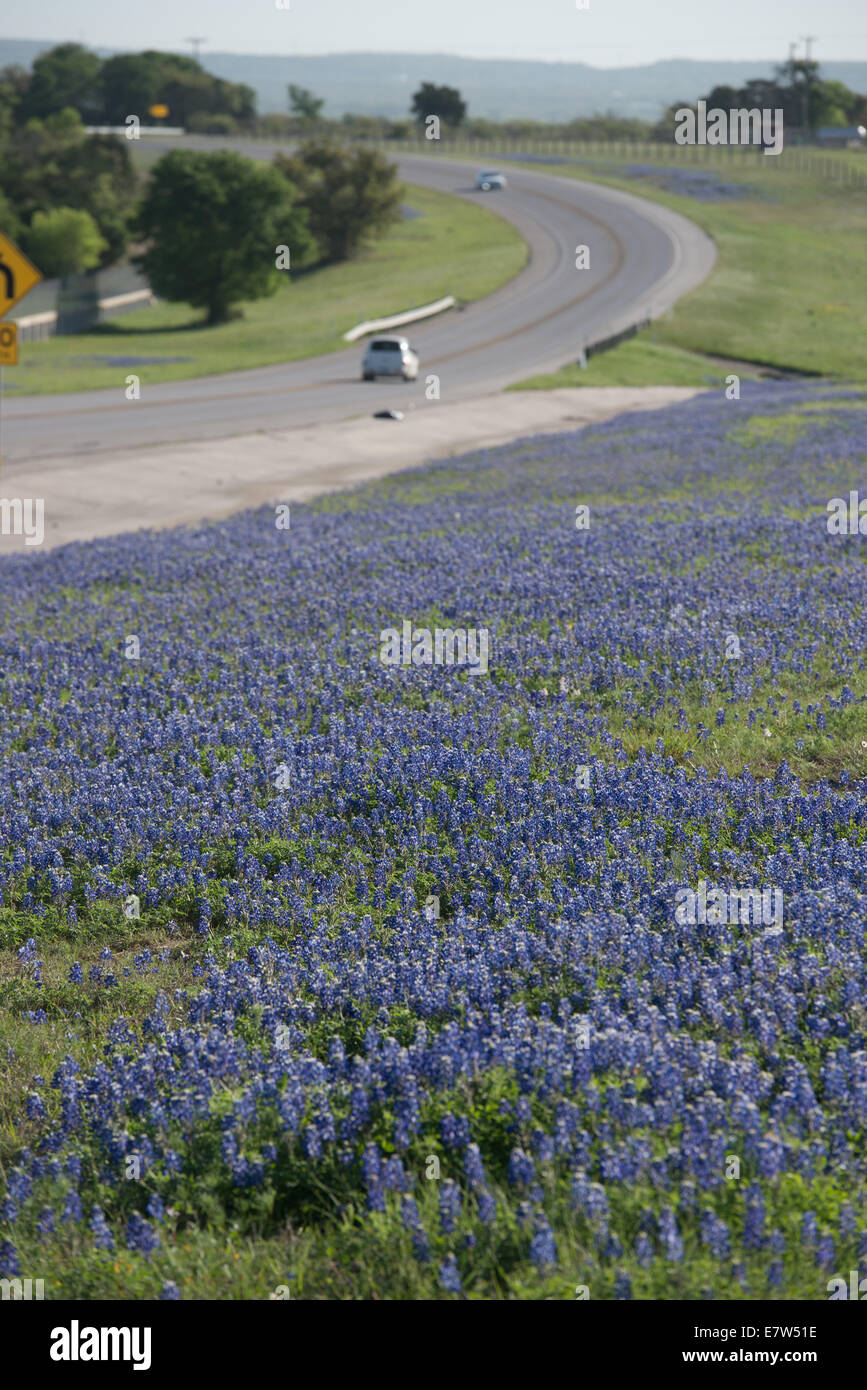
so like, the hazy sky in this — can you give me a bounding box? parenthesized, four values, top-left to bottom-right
(9, 0, 867, 66)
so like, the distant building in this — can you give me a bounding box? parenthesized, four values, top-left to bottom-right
(816, 125, 866, 148)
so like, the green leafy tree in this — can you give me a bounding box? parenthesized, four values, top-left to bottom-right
(19, 43, 103, 122)
(273, 140, 402, 265)
(135, 149, 313, 324)
(288, 85, 325, 123)
(0, 112, 136, 265)
(24, 206, 106, 278)
(0, 64, 30, 136)
(410, 82, 467, 129)
(680, 58, 867, 140)
(810, 79, 858, 127)
(99, 51, 166, 125)
(0, 189, 23, 244)
(99, 50, 255, 127)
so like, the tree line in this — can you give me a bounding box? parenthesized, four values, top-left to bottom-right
(1, 43, 864, 291)
(0, 43, 255, 132)
(658, 59, 867, 142)
(0, 108, 403, 317)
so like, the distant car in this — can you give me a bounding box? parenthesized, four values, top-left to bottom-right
(361, 336, 419, 382)
(475, 170, 507, 191)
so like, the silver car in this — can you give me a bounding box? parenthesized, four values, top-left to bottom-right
(475, 170, 507, 191)
(361, 335, 420, 382)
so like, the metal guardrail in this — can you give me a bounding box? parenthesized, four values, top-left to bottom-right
(15, 289, 156, 341)
(84, 126, 186, 136)
(343, 295, 457, 342)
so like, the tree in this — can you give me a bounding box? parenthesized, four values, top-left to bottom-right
(99, 51, 166, 125)
(0, 112, 137, 266)
(19, 44, 103, 122)
(0, 64, 30, 135)
(681, 57, 867, 142)
(810, 79, 858, 128)
(135, 149, 313, 324)
(24, 206, 106, 278)
(273, 141, 402, 265)
(410, 82, 467, 129)
(288, 85, 324, 123)
(0, 189, 23, 245)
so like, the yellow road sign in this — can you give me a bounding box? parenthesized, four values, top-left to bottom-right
(149, 104, 170, 119)
(0, 322, 17, 365)
(0, 232, 42, 317)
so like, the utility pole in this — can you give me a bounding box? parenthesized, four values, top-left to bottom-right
(186, 36, 206, 63)
(799, 35, 817, 142)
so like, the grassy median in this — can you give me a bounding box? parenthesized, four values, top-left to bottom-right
(507, 150, 867, 388)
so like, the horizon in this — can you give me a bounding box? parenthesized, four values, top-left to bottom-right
(1, 42, 846, 70)
(4, 0, 867, 66)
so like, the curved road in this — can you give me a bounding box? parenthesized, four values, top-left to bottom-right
(6, 145, 716, 463)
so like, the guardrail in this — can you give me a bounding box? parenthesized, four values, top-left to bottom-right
(343, 295, 456, 343)
(15, 289, 156, 342)
(84, 126, 186, 136)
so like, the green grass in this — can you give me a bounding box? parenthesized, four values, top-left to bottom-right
(583, 660, 867, 787)
(511, 336, 760, 390)
(6, 182, 527, 396)
(492, 150, 867, 387)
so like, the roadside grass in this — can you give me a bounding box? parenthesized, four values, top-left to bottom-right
(582, 662, 867, 787)
(5, 182, 527, 397)
(499, 152, 867, 387)
(10, 1199, 857, 1302)
(0, 929, 201, 1166)
(7, 1141, 859, 1300)
(511, 336, 755, 390)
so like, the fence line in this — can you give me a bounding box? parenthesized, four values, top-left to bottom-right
(347, 136, 867, 188)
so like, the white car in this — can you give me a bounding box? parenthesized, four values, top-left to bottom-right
(475, 170, 507, 191)
(361, 336, 419, 382)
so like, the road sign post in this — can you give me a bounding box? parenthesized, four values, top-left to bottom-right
(0, 233, 42, 474)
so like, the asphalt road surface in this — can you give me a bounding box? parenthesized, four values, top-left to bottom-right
(5, 143, 716, 464)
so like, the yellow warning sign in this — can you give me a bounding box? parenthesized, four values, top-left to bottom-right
(0, 232, 42, 317)
(0, 322, 17, 365)
(149, 104, 170, 119)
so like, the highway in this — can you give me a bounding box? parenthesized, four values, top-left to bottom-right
(5, 143, 717, 463)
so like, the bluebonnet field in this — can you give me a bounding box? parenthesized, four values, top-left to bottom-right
(2, 380, 867, 1299)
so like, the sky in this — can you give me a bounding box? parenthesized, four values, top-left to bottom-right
(8, 0, 867, 67)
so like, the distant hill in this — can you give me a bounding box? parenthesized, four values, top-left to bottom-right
(3, 40, 867, 122)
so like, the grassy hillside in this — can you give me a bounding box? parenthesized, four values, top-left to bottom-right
(3, 383, 867, 1299)
(506, 148, 867, 387)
